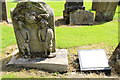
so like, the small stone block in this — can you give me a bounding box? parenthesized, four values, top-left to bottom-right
(8, 49, 68, 72)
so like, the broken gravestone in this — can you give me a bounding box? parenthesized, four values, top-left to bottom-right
(0, 0, 8, 22)
(95, 2, 118, 22)
(109, 43, 120, 74)
(9, 1, 68, 72)
(63, 0, 85, 24)
(70, 10, 94, 25)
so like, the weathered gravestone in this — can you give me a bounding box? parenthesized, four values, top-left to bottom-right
(109, 43, 120, 74)
(0, 0, 8, 22)
(70, 10, 94, 25)
(95, 2, 118, 22)
(92, 0, 101, 11)
(9, 1, 68, 72)
(63, 0, 85, 24)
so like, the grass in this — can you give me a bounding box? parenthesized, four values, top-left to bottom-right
(0, 24, 16, 50)
(56, 21, 118, 48)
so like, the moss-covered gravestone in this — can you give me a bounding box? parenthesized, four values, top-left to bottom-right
(8, 1, 68, 72)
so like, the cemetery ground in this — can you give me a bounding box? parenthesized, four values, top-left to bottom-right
(0, 1, 120, 78)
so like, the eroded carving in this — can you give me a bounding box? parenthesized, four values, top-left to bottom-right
(11, 2, 55, 58)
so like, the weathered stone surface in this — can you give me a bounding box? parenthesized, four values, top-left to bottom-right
(70, 10, 94, 25)
(11, 2, 55, 58)
(8, 49, 68, 72)
(63, 0, 85, 24)
(92, 0, 101, 11)
(95, 2, 118, 22)
(109, 43, 120, 74)
(0, 0, 8, 22)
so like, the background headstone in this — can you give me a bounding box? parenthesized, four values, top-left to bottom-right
(95, 2, 118, 22)
(63, 0, 85, 24)
(110, 43, 120, 74)
(0, 0, 8, 22)
(70, 10, 94, 25)
(11, 2, 55, 58)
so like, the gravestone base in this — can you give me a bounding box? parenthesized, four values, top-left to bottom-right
(8, 49, 68, 72)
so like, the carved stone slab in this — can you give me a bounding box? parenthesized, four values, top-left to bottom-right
(11, 2, 55, 58)
(8, 49, 68, 72)
(70, 10, 94, 25)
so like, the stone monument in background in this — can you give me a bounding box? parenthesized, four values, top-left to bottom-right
(8, 1, 68, 72)
(63, 0, 94, 25)
(95, 1, 118, 22)
(0, 0, 8, 22)
(63, 0, 85, 24)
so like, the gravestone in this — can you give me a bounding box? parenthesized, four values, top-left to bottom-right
(70, 10, 94, 25)
(0, 0, 8, 22)
(92, 0, 101, 11)
(63, 0, 85, 24)
(95, 2, 118, 22)
(9, 1, 68, 72)
(110, 43, 120, 74)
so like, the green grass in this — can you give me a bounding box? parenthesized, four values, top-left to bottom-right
(56, 21, 118, 48)
(0, 25, 16, 49)
(2, 74, 17, 78)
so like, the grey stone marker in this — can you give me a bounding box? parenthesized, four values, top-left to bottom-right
(95, 2, 118, 22)
(70, 10, 94, 25)
(78, 49, 111, 71)
(63, 0, 85, 24)
(0, 0, 8, 22)
(9, 1, 68, 72)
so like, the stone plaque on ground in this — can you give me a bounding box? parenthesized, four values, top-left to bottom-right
(9, 1, 68, 72)
(95, 2, 118, 22)
(70, 10, 94, 25)
(78, 49, 111, 71)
